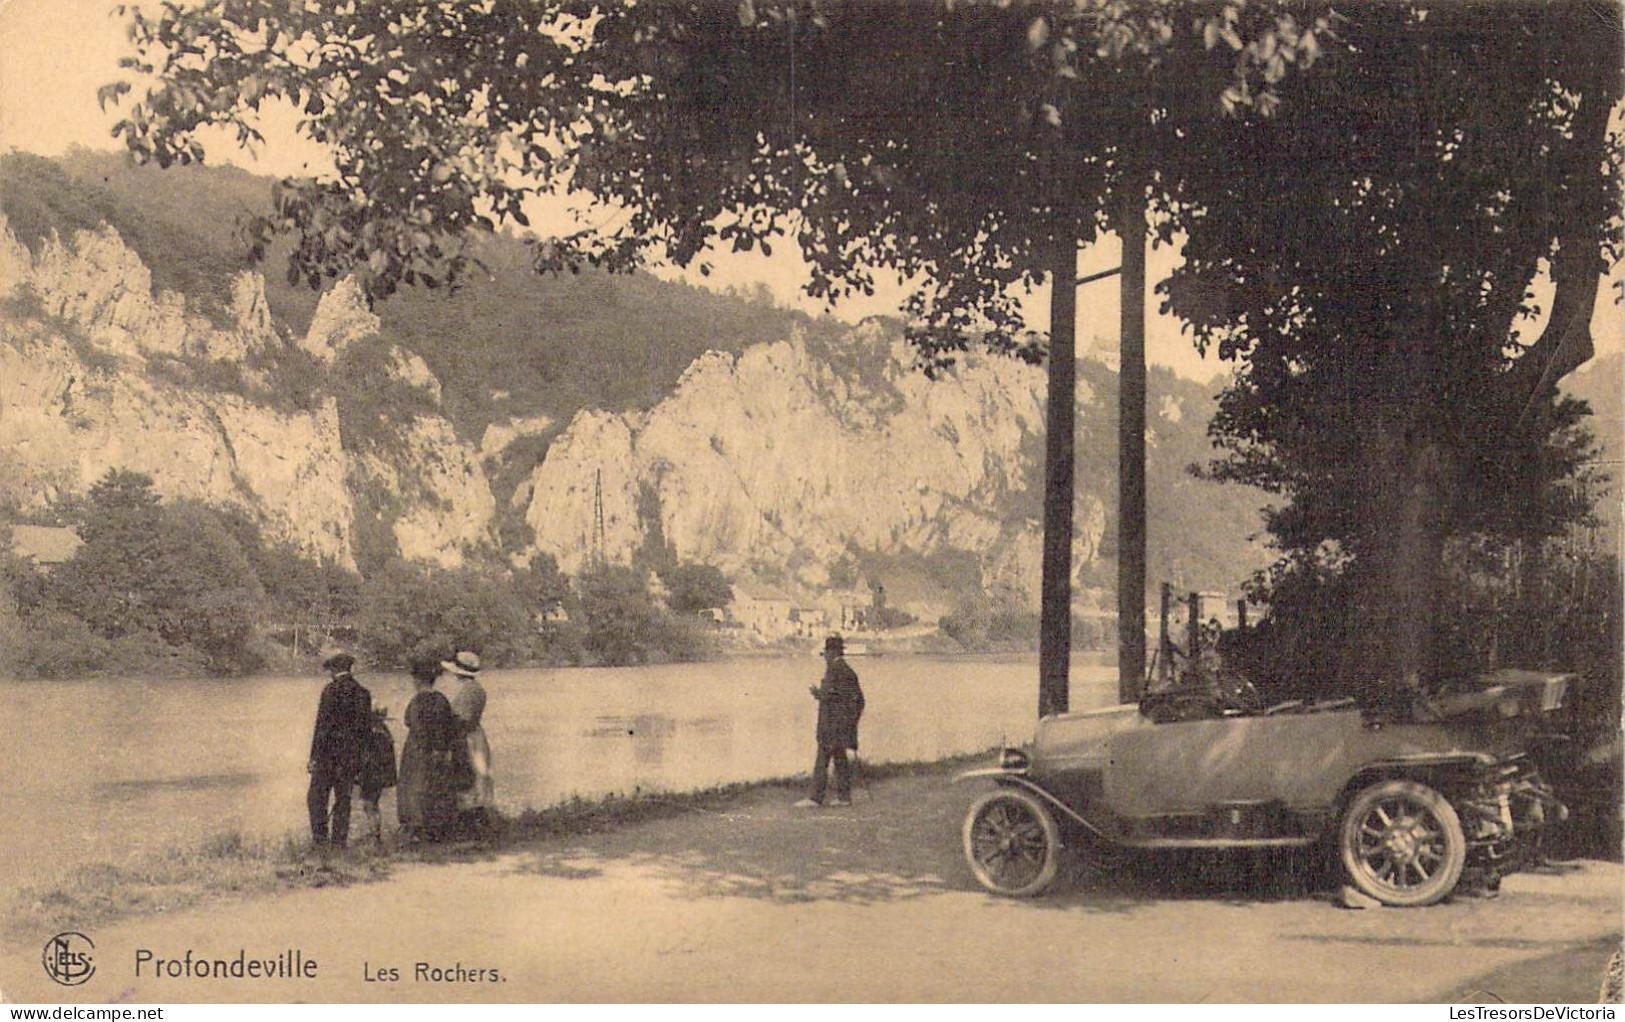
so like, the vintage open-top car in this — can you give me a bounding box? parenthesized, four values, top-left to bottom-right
(959, 668, 1575, 905)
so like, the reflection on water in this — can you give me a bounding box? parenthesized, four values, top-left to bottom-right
(97, 772, 259, 797)
(0, 654, 1114, 896)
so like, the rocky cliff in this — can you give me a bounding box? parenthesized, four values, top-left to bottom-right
(0, 205, 1268, 612)
(517, 325, 1119, 613)
(0, 216, 495, 568)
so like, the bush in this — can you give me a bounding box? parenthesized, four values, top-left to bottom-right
(9, 611, 114, 678)
(939, 594, 1043, 651)
(576, 563, 715, 666)
(353, 560, 540, 669)
(34, 472, 265, 674)
(659, 561, 732, 615)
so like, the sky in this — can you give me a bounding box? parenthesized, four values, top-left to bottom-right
(1, 0, 1619, 383)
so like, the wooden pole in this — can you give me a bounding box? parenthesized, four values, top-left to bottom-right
(1159, 582, 1173, 688)
(1038, 236, 1078, 719)
(1117, 180, 1148, 704)
(1187, 590, 1202, 663)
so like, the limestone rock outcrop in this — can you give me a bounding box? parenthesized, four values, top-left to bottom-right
(300, 275, 378, 363)
(0, 218, 492, 568)
(519, 324, 1109, 611)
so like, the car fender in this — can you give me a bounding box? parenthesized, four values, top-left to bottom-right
(954, 767, 1110, 839)
(1334, 752, 1498, 807)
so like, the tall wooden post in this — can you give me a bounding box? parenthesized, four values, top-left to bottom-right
(1117, 181, 1148, 704)
(1187, 590, 1202, 663)
(1038, 237, 1078, 719)
(1158, 582, 1173, 688)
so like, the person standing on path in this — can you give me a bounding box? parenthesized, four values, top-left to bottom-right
(397, 656, 461, 843)
(795, 634, 865, 808)
(307, 652, 373, 849)
(445, 650, 495, 833)
(355, 702, 398, 847)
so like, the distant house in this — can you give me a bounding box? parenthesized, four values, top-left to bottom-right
(730, 583, 796, 639)
(818, 589, 871, 632)
(697, 607, 727, 626)
(789, 604, 830, 638)
(6, 525, 82, 571)
(537, 604, 571, 624)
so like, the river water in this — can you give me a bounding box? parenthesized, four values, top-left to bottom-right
(0, 654, 1116, 897)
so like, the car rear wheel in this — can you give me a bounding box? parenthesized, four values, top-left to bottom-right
(963, 787, 1062, 897)
(1339, 779, 1466, 907)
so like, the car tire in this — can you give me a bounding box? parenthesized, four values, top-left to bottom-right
(963, 787, 1062, 898)
(1339, 778, 1466, 907)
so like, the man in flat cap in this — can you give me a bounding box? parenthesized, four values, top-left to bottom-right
(307, 652, 373, 849)
(795, 634, 865, 808)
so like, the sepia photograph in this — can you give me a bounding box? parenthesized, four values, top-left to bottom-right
(0, 0, 1621, 1005)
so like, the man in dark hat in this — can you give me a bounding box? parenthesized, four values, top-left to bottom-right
(795, 634, 865, 808)
(307, 652, 373, 849)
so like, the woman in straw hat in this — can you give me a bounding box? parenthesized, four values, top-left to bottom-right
(444, 650, 495, 832)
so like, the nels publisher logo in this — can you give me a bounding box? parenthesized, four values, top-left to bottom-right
(42, 932, 95, 987)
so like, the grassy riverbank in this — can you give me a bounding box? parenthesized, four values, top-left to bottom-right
(3, 750, 994, 944)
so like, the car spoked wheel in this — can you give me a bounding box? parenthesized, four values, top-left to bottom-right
(1339, 779, 1466, 907)
(963, 788, 1061, 897)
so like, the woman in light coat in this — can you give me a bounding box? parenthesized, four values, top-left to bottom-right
(444, 650, 494, 831)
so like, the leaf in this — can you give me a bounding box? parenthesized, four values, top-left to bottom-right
(1027, 16, 1049, 50)
(1040, 102, 1061, 127)
(737, 0, 755, 27)
(96, 81, 131, 112)
(1299, 31, 1320, 64)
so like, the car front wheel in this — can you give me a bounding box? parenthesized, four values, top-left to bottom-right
(1339, 778, 1466, 907)
(963, 787, 1062, 897)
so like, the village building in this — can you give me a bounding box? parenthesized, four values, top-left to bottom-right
(729, 582, 797, 639)
(789, 603, 830, 638)
(817, 588, 871, 632)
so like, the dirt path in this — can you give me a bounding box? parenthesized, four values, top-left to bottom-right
(3, 767, 1619, 1003)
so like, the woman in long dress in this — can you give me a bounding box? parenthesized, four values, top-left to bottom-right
(396, 657, 460, 842)
(444, 650, 494, 831)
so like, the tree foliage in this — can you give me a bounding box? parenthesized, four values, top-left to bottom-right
(575, 562, 711, 665)
(659, 561, 733, 615)
(39, 471, 265, 673)
(109, 0, 1329, 353)
(352, 559, 538, 667)
(108, 0, 1622, 692)
(1157, 1, 1622, 692)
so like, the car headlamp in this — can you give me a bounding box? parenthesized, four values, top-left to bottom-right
(999, 747, 1030, 771)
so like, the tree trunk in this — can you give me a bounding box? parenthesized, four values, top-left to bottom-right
(1117, 181, 1148, 703)
(1038, 237, 1078, 719)
(1350, 427, 1456, 708)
